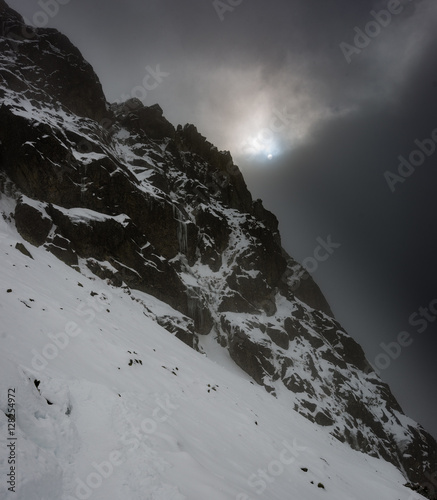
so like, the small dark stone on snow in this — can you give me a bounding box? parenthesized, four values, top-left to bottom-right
(15, 242, 34, 259)
(7, 289, 12, 293)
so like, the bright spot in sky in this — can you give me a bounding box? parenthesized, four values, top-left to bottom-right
(240, 132, 279, 162)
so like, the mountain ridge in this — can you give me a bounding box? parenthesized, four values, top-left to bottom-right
(0, 2, 436, 496)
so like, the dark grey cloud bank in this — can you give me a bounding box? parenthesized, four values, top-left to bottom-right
(9, 0, 437, 438)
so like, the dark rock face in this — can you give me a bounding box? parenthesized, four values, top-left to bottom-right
(112, 100, 175, 140)
(0, 5, 107, 122)
(175, 123, 254, 213)
(0, 1, 436, 489)
(14, 198, 52, 247)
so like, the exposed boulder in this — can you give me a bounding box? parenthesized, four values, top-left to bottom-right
(112, 100, 175, 140)
(15, 198, 52, 247)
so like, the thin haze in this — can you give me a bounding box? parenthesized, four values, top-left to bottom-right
(8, 0, 437, 438)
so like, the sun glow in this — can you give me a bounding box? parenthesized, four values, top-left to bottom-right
(240, 132, 279, 161)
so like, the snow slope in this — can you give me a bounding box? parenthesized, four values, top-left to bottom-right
(0, 195, 423, 500)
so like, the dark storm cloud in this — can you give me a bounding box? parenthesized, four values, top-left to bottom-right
(6, 0, 437, 437)
(11, 0, 434, 148)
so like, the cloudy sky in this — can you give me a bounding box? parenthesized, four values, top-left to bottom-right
(8, 0, 437, 438)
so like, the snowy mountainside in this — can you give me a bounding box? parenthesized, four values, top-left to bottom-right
(0, 204, 425, 499)
(0, 0, 436, 495)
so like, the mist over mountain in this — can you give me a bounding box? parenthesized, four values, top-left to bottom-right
(0, 2, 436, 499)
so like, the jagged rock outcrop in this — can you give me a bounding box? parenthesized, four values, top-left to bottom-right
(0, 0, 107, 121)
(0, 2, 435, 493)
(112, 99, 175, 141)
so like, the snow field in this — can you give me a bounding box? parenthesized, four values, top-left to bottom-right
(0, 197, 425, 499)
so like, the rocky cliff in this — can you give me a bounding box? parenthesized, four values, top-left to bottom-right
(0, 2, 435, 494)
